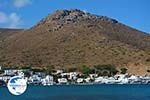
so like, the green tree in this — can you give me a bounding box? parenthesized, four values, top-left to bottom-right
(120, 68, 128, 74)
(79, 65, 94, 75)
(31, 68, 45, 72)
(45, 64, 55, 74)
(94, 64, 118, 76)
(0, 70, 4, 74)
(68, 67, 77, 72)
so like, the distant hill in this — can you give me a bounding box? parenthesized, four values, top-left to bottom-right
(0, 28, 22, 41)
(0, 9, 150, 75)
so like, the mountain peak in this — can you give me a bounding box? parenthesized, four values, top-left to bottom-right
(34, 9, 118, 28)
(55, 9, 87, 15)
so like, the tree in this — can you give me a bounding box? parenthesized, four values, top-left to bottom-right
(31, 68, 45, 72)
(79, 65, 89, 75)
(22, 66, 31, 70)
(94, 64, 118, 76)
(23, 71, 31, 77)
(0, 70, 4, 74)
(68, 67, 77, 72)
(45, 64, 55, 74)
(120, 68, 128, 74)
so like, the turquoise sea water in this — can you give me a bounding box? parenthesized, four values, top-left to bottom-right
(1, 84, 150, 100)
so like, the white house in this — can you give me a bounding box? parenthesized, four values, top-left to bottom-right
(95, 77, 104, 83)
(58, 78, 68, 84)
(28, 75, 41, 84)
(114, 74, 129, 84)
(84, 77, 91, 83)
(41, 75, 54, 86)
(0, 66, 2, 70)
(89, 74, 98, 79)
(103, 77, 119, 84)
(61, 72, 79, 80)
(68, 72, 78, 80)
(128, 75, 141, 83)
(77, 78, 84, 83)
(0, 76, 11, 82)
(53, 70, 63, 75)
(4, 69, 23, 76)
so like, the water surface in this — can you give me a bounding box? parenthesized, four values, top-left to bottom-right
(1, 84, 150, 100)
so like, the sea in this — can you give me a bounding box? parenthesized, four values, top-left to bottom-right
(1, 84, 150, 100)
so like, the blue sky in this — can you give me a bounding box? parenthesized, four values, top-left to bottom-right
(0, 0, 149, 33)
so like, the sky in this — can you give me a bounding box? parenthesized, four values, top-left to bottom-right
(0, 0, 149, 33)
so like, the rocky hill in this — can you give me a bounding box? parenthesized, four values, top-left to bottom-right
(0, 9, 150, 75)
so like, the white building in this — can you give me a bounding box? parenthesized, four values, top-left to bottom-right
(114, 74, 129, 84)
(41, 75, 54, 86)
(61, 72, 79, 80)
(0, 66, 2, 70)
(84, 77, 91, 83)
(53, 70, 63, 75)
(77, 78, 84, 83)
(4, 69, 23, 76)
(68, 72, 78, 80)
(58, 78, 68, 84)
(128, 75, 141, 83)
(28, 75, 41, 84)
(103, 77, 119, 84)
(89, 74, 98, 79)
(0, 76, 11, 82)
(95, 77, 104, 83)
